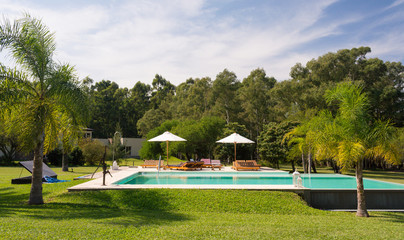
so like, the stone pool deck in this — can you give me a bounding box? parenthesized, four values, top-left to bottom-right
(68, 166, 303, 191)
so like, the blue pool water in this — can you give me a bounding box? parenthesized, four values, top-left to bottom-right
(114, 172, 404, 190)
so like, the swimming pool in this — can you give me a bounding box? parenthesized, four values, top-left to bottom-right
(113, 172, 404, 190)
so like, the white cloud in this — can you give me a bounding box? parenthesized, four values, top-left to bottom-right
(367, 30, 404, 61)
(385, 0, 404, 10)
(1, 0, 402, 88)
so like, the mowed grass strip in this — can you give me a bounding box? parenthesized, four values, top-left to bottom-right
(0, 167, 403, 239)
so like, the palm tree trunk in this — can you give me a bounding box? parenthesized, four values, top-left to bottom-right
(355, 159, 369, 217)
(62, 145, 68, 171)
(311, 159, 317, 173)
(29, 139, 44, 205)
(301, 150, 306, 173)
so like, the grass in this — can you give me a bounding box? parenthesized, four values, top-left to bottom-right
(0, 167, 403, 239)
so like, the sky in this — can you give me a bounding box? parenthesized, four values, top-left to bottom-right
(1, 0, 404, 88)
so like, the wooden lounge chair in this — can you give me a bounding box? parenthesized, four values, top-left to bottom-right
(246, 160, 261, 167)
(232, 160, 245, 170)
(200, 159, 213, 169)
(141, 160, 164, 169)
(233, 160, 260, 171)
(193, 161, 204, 170)
(211, 160, 222, 170)
(166, 162, 197, 171)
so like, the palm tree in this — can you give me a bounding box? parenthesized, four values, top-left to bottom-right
(313, 82, 398, 217)
(284, 111, 330, 173)
(0, 14, 88, 204)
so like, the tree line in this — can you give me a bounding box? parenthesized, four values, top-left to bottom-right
(2, 46, 403, 169)
(77, 47, 403, 168)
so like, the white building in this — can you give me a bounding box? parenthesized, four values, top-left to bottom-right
(93, 137, 146, 158)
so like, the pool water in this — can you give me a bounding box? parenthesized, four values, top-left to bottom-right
(114, 172, 404, 190)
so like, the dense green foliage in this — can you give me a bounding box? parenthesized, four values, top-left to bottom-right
(258, 121, 299, 169)
(0, 167, 403, 239)
(46, 147, 84, 167)
(79, 139, 106, 165)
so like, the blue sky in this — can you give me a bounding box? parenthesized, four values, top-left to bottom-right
(1, 0, 403, 88)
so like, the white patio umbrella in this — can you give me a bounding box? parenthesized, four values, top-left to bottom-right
(148, 131, 187, 166)
(216, 133, 254, 162)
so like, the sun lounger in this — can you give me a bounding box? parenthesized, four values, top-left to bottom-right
(211, 160, 222, 170)
(200, 159, 213, 169)
(166, 162, 198, 171)
(232, 160, 244, 170)
(141, 160, 164, 169)
(233, 160, 260, 171)
(246, 160, 261, 167)
(193, 161, 204, 170)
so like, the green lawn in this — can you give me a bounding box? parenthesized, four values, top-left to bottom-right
(0, 167, 403, 239)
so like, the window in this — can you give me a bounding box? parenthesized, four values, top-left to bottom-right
(125, 146, 132, 155)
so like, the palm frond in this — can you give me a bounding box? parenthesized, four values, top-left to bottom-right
(1, 14, 56, 83)
(46, 63, 89, 125)
(336, 140, 364, 170)
(0, 64, 37, 107)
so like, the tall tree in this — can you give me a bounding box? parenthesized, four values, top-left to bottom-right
(150, 74, 175, 109)
(89, 80, 121, 138)
(239, 68, 276, 157)
(286, 47, 404, 126)
(258, 121, 299, 169)
(172, 77, 213, 120)
(125, 81, 151, 137)
(137, 109, 166, 137)
(211, 69, 241, 124)
(372, 61, 404, 126)
(0, 14, 88, 204)
(269, 78, 305, 122)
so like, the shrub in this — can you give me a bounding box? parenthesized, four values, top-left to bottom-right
(70, 147, 85, 166)
(47, 148, 63, 166)
(80, 139, 106, 165)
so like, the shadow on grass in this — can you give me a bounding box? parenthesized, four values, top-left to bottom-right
(0, 187, 31, 217)
(373, 212, 404, 224)
(0, 189, 191, 228)
(0, 187, 30, 204)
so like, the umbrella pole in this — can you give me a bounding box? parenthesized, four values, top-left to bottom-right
(166, 140, 169, 166)
(234, 142, 237, 162)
